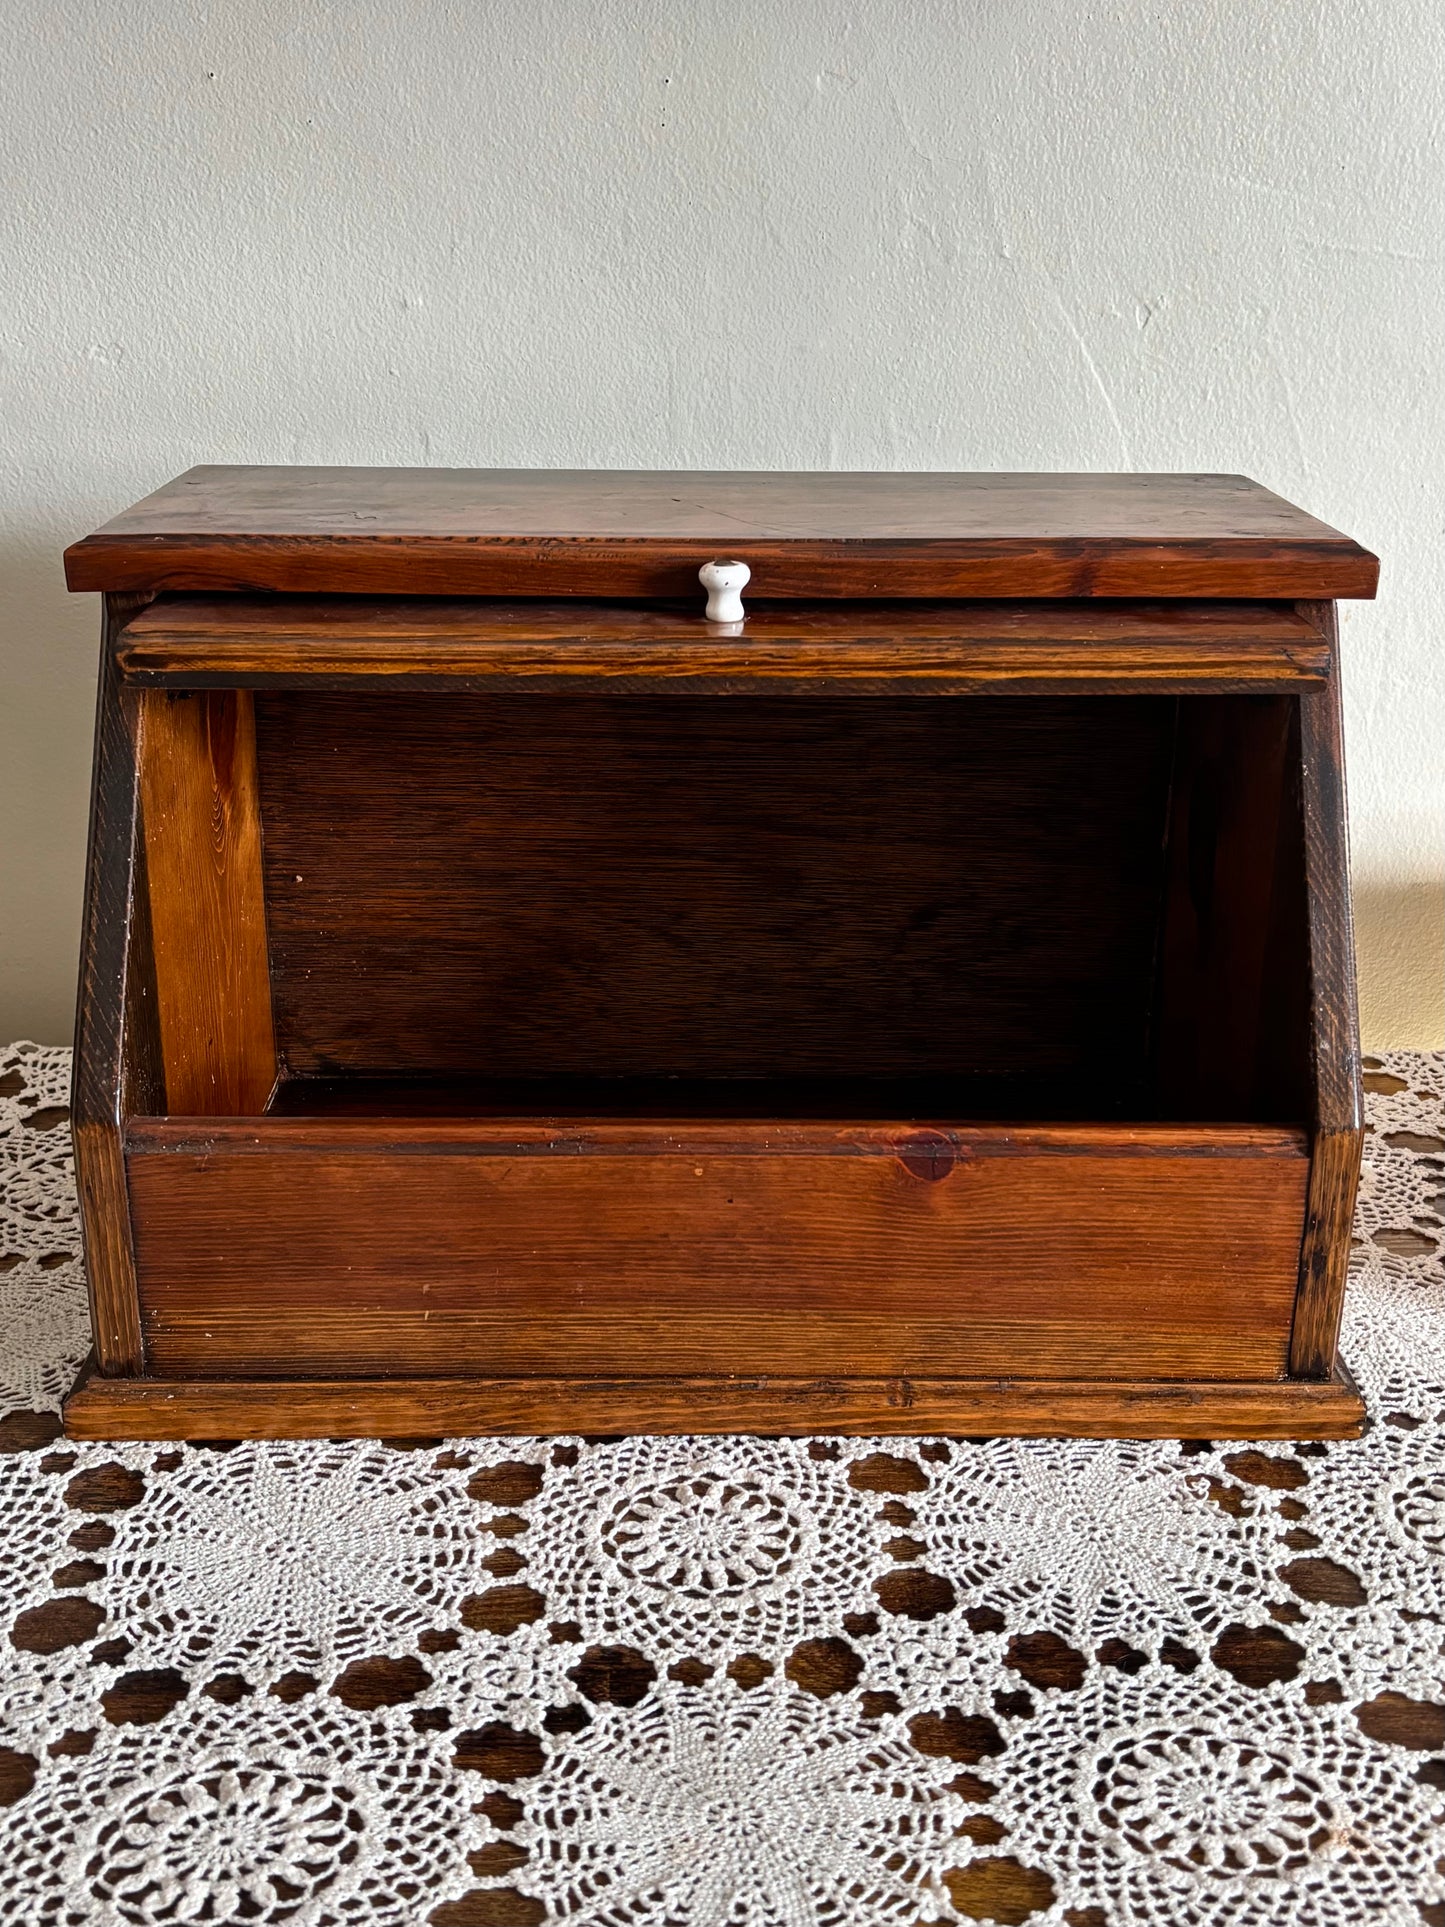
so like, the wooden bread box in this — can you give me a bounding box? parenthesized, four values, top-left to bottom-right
(61, 468, 1378, 1440)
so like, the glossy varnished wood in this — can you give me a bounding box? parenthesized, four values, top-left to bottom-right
(124, 1116, 1308, 1382)
(137, 692, 276, 1113)
(64, 471, 1374, 1439)
(62, 1362, 1366, 1442)
(114, 595, 1332, 693)
(254, 693, 1176, 1084)
(66, 469, 1380, 600)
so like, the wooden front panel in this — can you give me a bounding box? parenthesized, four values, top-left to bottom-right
(115, 596, 1331, 694)
(255, 694, 1175, 1087)
(127, 1122, 1308, 1381)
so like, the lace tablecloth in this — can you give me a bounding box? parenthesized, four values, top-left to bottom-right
(0, 1041, 1441, 1926)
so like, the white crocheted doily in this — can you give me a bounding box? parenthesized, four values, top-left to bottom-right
(0, 1041, 1441, 1926)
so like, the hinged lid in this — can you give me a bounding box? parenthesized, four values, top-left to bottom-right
(65, 468, 1379, 600)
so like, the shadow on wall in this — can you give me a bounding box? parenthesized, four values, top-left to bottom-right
(1354, 879, 1445, 1051)
(0, 529, 99, 1049)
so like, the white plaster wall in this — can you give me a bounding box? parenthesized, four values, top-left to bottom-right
(2, 0, 1441, 1044)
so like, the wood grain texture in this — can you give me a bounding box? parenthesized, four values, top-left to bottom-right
(62, 1361, 1367, 1442)
(124, 1118, 1308, 1381)
(71, 598, 156, 1376)
(1290, 605, 1365, 1378)
(114, 595, 1332, 694)
(65, 469, 1381, 600)
(254, 693, 1176, 1085)
(138, 691, 277, 1114)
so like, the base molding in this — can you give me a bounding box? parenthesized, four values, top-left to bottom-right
(63, 1363, 1366, 1441)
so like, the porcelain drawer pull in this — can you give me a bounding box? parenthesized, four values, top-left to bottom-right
(699, 559, 750, 623)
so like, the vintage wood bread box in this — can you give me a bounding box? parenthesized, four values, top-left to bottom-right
(61, 469, 1379, 1440)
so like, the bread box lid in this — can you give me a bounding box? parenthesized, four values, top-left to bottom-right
(65, 467, 1379, 601)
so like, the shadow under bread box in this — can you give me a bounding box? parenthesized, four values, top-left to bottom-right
(60, 468, 1378, 1441)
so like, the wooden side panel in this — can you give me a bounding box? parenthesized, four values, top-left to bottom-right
(255, 693, 1175, 1087)
(126, 1123, 1309, 1382)
(1289, 605, 1364, 1377)
(63, 1364, 1367, 1444)
(71, 598, 157, 1374)
(1154, 696, 1307, 1118)
(138, 691, 277, 1114)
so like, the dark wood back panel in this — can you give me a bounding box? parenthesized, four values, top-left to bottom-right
(255, 694, 1176, 1085)
(1152, 695, 1312, 1120)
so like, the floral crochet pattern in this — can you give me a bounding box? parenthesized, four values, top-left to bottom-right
(909, 1436, 1279, 1646)
(0, 1694, 477, 1926)
(512, 1685, 967, 1925)
(523, 1437, 886, 1660)
(0, 1040, 1441, 1925)
(995, 1665, 1443, 1926)
(101, 1441, 503, 1678)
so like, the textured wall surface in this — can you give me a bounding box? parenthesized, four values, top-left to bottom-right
(2, 1, 1440, 1044)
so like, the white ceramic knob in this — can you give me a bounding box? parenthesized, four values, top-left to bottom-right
(699, 559, 750, 623)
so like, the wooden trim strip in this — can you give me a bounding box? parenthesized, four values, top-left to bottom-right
(124, 1116, 1311, 1159)
(63, 1362, 1367, 1441)
(114, 647, 1329, 696)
